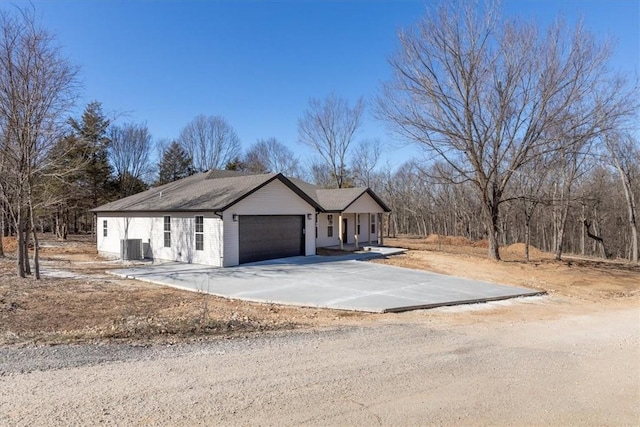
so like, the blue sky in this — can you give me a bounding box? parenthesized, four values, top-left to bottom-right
(14, 0, 640, 169)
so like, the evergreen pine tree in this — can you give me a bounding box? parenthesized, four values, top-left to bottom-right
(69, 101, 112, 208)
(45, 102, 112, 237)
(157, 141, 194, 185)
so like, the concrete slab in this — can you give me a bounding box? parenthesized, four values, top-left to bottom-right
(109, 255, 544, 313)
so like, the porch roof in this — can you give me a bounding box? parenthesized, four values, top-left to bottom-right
(287, 178, 391, 213)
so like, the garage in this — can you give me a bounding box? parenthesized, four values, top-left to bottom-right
(238, 215, 305, 264)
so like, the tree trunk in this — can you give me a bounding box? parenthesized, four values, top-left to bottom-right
(0, 200, 4, 257)
(17, 210, 25, 278)
(55, 207, 61, 239)
(23, 223, 31, 275)
(554, 212, 567, 261)
(553, 170, 575, 261)
(524, 216, 531, 262)
(580, 204, 586, 256)
(631, 222, 639, 264)
(606, 137, 638, 263)
(28, 196, 40, 279)
(617, 166, 638, 263)
(584, 220, 608, 259)
(483, 197, 501, 261)
(63, 206, 69, 240)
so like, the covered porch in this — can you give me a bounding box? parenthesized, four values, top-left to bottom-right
(316, 211, 385, 251)
(313, 186, 391, 251)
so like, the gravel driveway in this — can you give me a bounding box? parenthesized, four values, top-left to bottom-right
(1, 304, 638, 426)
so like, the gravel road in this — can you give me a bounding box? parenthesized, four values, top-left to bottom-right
(1, 306, 638, 426)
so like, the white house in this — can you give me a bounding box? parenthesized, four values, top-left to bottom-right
(93, 170, 390, 267)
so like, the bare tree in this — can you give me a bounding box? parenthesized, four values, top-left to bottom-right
(109, 122, 153, 197)
(308, 162, 335, 188)
(178, 115, 241, 172)
(351, 138, 382, 187)
(298, 92, 364, 188)
(378, 0, 634, 260)
(605, 132, 639, 263)
(244, 138, 300, 176)
(0, 8, 78, 278)
(509, 154, 551, 262)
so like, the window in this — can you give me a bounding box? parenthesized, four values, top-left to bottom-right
(371, 215, 376, 234)
(195, 216, 204, 251)
(163, 216, 171, 247)
(327, 214, 334, 238)
(357, 214, 361, 235)
(103, 220, 108, 237)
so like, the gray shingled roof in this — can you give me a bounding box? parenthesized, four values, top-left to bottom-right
(286, 177, 322, 205)
(315, 188, 370, 211)
(93, 171, 390, 213)
(93, 172, 281, 212)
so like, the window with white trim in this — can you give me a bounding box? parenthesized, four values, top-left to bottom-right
(195, 216, 204, 251)
(163, 216, 171, 247)
(103, 220, 108, 237)
(327, 214, 334, 237)
(371, 215, 376, 234)
(357, 214, 361, 235)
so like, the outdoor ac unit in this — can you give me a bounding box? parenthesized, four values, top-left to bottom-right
(120, 239, 143, 261)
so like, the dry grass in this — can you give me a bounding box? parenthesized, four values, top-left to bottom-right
(0, 235, 370, 346)
(382, 236, 640, 302)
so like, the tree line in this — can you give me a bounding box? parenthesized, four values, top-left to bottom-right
(0, 2, 638, 280)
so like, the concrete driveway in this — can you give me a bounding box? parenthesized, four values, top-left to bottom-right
(110, 254, 543, 313)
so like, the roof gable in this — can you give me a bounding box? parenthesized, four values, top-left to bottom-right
(314, 187, 391, 213)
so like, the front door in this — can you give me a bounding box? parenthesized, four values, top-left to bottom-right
(342, 218, 348, 244)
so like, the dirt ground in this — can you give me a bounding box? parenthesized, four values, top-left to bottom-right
(0, 235, 372, 346)
(0, 233, 638, 346)
(381, 236, 640, 301)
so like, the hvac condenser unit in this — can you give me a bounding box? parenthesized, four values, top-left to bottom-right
(120, 239, 143, 260)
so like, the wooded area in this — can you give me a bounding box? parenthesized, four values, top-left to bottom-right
(0, 2, 638, 280)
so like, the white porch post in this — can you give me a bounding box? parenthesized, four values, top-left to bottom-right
(354, 213, 359, 249)
(338, 212, 344, 250)
(368, 213, 371, 245)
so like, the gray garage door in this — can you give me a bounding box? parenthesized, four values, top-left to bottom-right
(239, 215, 305, 264)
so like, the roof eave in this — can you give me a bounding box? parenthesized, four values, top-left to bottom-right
(92, 208, 225, 214)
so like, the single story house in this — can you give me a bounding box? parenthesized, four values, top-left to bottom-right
(92, 170, 390, 267)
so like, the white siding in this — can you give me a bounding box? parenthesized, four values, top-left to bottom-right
(97, 212, 223, 266)
(316, 213, 341, 247)
(343, 192, 386, 214)
(222, 179, 316, 266)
